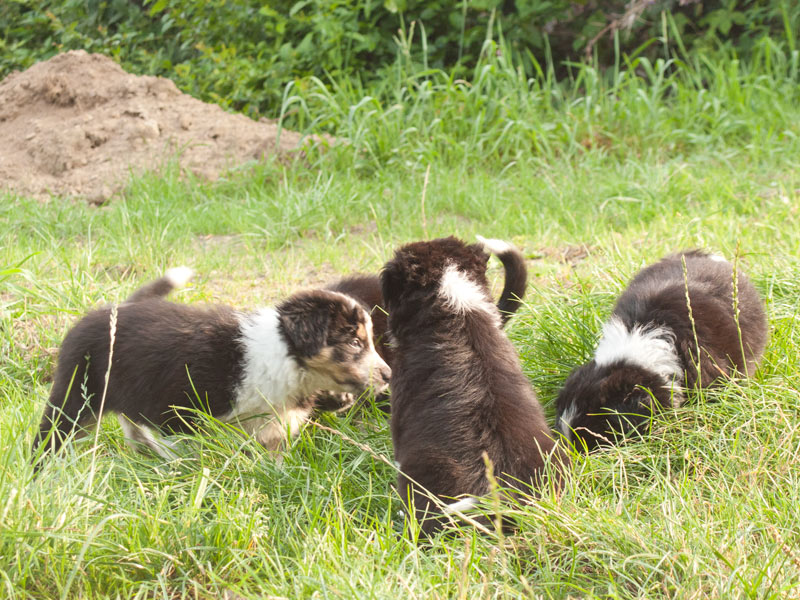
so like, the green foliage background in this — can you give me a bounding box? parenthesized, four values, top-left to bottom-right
(1, 0, 797, 118)
(2, 2, 800, 599)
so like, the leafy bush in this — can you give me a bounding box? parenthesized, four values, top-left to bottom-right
(1, 0, 797, 118)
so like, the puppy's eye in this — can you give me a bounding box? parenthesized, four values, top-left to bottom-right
(350, 338, 363, 349)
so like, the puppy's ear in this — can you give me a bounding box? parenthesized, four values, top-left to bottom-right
(380, 260, 405, 306)
(469, 241, 490, 260)
(467, 242, 491, 274)
(278, 297, 331, 359)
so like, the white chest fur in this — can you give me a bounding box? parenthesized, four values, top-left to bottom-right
(225, 308, 310, 449)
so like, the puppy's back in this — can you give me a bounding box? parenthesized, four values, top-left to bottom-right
(33, 295, 243, 462)
(382, 237, 565, 534)
(613, 251, 767, 384)
(393, 316, 555, 469)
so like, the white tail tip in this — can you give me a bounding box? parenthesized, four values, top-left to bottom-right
(476, 235, 512, 256)
(165, 266, 194, 288)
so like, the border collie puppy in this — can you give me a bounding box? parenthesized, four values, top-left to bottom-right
(381, 236, 567, 535)
(312, 235, 529, 413)
(556, 250, 768, 452)
(32, 267, 391, 467)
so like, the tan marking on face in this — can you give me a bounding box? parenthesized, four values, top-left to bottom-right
(304, 306, 390, 395)
(304, 347, 343, 382)
(305, 347, 374, 394)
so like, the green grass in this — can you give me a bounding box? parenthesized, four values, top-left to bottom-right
(2, 38, 800, 599)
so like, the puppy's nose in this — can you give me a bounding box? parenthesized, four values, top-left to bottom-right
(378, 363, 392, 384)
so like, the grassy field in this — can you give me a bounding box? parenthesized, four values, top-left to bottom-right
(1, 39, 800, 599)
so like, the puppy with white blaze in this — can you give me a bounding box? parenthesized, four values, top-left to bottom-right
(32, 267, 391, 469)
(556, 250, 768, 452)
(381, 236, 568, 536)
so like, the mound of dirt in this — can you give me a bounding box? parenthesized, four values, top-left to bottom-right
(0, 50, 315, 203)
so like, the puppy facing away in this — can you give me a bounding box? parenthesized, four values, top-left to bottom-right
(380, 236, 567, 535)
(556, 250, 768, 452)
(32, 267, 391, 468)
(312, 235, 529, 413)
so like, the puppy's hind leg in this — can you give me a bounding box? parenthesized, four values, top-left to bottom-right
(31, 365, 99, 469)
(31, 403, 98, 469)
(117, 415, 178, 460)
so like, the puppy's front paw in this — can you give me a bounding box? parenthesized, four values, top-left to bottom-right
(311, 390, 356, 414)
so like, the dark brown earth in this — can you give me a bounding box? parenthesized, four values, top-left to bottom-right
(0, 50, 316, 203)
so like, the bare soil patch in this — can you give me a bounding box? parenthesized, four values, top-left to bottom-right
(0, 51, 315, 203)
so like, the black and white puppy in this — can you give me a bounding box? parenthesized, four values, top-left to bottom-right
(32, 267, 391, 467)
(312, 235, 529, 413)
(381, 236, 567, 535)
(556, 250, 768, 452)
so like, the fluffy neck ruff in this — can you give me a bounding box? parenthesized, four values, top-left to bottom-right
(595, 316, 684, 397)
(230, 308, 312, 421)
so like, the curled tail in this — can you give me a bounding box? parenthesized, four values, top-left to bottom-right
(124, 266, 194, 303)
(476, 236, 528, 326)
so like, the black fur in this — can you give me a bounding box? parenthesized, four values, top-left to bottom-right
(556, 250, 768, 452)
(491, 241, 528, 324)
(32, 273, 390, 468)
(34, 297, 244, 454)
(381, 236, 567, 536)
(278, 293, 359, 362)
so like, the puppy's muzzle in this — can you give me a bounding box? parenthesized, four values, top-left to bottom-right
(371, 357, 392, 394)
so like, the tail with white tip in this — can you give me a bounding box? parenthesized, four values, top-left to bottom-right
(124, 266, 194, 303)
(476, 235, 528, 326)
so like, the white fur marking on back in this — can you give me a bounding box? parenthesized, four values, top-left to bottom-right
(438, 264, 494, 316)
(165, 266, 194, 288)
(709, 254, 727, 263)
(558, 403, 579, 440)
(476, 235, 512, 256)
(594, 316, 683, 383)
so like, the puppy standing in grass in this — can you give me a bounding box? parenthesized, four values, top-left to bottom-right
(381, 236, 568, 535)
(32, 267, 391, 468)
(313, 238, 529, 412)
(556, 250, 768, 452)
